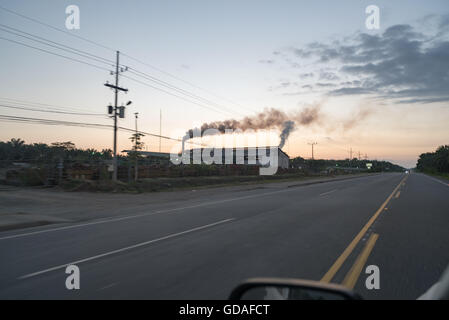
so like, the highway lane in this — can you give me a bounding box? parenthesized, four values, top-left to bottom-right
(354, 173, 449, 299)
(0, 173, 395, 282)
(0, 172, 447, 299)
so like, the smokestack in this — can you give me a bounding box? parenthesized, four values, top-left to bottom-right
(279, 120, 294, 149)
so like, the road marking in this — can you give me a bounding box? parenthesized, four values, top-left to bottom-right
(421, 174, 449, 187)
(320, 175, 407, 283)
(342, 233, 379, 289)
(319, 189, 337, 196)
(0, 174, 382, 241)
(18, 218, 234, 280)
(0, 189, 296, 241)
(98, 282, 118, 291)
(395, 191, 401, 198)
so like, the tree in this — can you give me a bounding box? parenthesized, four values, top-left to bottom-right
(51, 141, 75, 150)
(9, 138, 25, 148)
(0, 139, 114, 163)
(7, 138, 26, 160)
(417, 145, 449, 174)
(435, 145, 449, 173)
(101, 149, 113, 160)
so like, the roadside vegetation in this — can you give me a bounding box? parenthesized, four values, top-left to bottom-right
(416, 145, 449, 179)
(0, 138, 113, 162)
(0, 138, 404, 191)
(290, 156, 405, 173)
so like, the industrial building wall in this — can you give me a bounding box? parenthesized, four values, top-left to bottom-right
(278, 150, 290, 169)
(186, 147, 290, 169)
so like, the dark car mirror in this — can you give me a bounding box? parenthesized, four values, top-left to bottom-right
(229, 278, 361, 300)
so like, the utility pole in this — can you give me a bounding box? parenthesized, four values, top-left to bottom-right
(308, 142, 318, 160)
(134, 112, 139, 181)
(134, 113, 138, 138)
(159, 108, 162, 153)
(104, 51, 129, 181)
(358, 151, 361, 160)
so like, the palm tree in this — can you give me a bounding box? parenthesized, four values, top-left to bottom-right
(9, 138, 25, 148)
(8, 138, 25, 160)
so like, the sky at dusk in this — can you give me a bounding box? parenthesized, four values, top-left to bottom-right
(0, 0, 449, 167)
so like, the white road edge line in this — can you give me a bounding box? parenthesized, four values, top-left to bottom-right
(18, 218, 234, 280)
(421, 174, 449, 187)
(319, 189, 337, 196)
(0, 186, 309, 241)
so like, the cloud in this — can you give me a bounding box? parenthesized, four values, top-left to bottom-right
(259, 59, 275, 64)
(316, 83, 337, 88)
(278, 15, 449, 103)
(299, 72, 314, 79)
(319, 71, 340, 81)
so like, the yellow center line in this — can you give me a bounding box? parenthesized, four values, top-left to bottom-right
(342, 233, 379, 289)
(320, 175, 407, 283)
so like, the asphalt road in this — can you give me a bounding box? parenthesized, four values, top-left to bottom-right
(0, 172, 448, 299)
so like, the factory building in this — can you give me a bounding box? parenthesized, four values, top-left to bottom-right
(124, 147, 290, 170)
(184, 147, 290, 169)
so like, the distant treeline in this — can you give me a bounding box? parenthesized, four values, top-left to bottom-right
(290, 156, 405, 172)
(416, 145, 449, 174)
(0, 138, 113, 162)
(1, 138, 407, 173)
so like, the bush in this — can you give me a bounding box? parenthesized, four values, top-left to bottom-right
(6, 168, 46, 186)
(417, 145, 449, 174)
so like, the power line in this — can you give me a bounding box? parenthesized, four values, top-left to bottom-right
(0, 114, 188, 144)
(0, 32, 241, 118)
(122, 74, 232, 116)
(0, 114, 111, 127)
(0, 24, 115, 67)
(127, 68, 245, 117)
(118, 126, 180, 142)
(121, 52, 259, 114)
(0, 103, 106, 116)
(0, 97, 104, 114)
(0, 5, 258, 116)
(0, 36, 110, 72)
(0, 5, 269, 156)
(0, 5, 115, 52)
